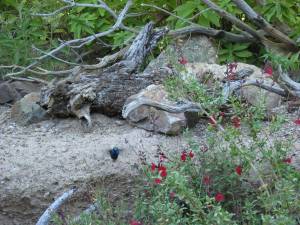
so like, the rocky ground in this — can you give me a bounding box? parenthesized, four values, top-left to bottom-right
(0, 103, 299, 225)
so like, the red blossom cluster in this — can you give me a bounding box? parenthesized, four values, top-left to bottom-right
(215, 192, 225, 202)
(178, 57, 188, 65)
(151, 162, 168, 184)
(294, 119, 300, 125)
(283, 157, 292, 164)
(235, 165, 243, 176)
(130, 220, 142, 225)
(181, 150, 194, 162)
(203, 175, 212, 185)
(263, 64, 273, 77)
(225, 62, 238, 80)
(231, 116, 241, 128)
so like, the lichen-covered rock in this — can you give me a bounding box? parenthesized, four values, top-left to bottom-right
(123, 85, 199, 135)
(0, 81, 43, 104)
(0, 82, 21, 104)
(185, 62, 283, 111)
(11, 92, 47, 125)
(144, 35, 217, 73)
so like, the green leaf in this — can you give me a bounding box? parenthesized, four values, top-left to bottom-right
(232, 44, 250, 51)
(234, 50, 253, 58)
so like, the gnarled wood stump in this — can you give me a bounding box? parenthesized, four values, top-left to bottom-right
(40, 22, 170, 129)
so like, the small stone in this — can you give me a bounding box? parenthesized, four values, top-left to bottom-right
(115, 120, 125, 126)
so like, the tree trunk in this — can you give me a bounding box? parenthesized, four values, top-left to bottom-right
(40, 22, 169, 128)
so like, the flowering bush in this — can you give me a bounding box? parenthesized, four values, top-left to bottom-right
(132, 117, 300, 224)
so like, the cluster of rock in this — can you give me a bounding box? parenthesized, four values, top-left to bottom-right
(1, 35, 284, 134)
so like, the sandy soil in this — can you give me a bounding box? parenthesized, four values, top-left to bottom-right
(0, 105, 299, 225)
(0, 105, 193, 225)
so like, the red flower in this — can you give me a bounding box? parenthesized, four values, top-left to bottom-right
(158, 165, 166, 172)
(160, 169, 167, 178)
(189, 151, 194, 158)
(294, 119, 300, 125)
(169, 191, 176, 201)
(130, 220, 142, 225)
(178, 57, 188, 65)
(203, 175, 212, 185)
(231, 116, 241, 128)
(283, 157, 292, 164)
(264, 65, 273, 76)
(151, 163, 156, 172)
(235, 165, 242, 176)
(154, 178, 162, 184)
(219, 111, 225, 117)
(181, 151, 187, 161)
(215, 192, 225, 202)
(208, 116, 217, 126)
(228, 62, 238, 71)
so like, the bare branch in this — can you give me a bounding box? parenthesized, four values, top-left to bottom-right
(32, 45, 80, 66)
(8, 76, 48, 84)
(232, 0, 298, 51)
(222, 80, 287, 102)
(169, 26, 256, 43)
(36, 188, 77, 225)
(278, 65, 300, 97)
(142, 3, 256, 43)
(4, 0, 133, 78)
(201, 0, 263, 41)
(1, 65, 74, 76)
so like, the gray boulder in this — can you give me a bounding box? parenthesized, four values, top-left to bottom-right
(144, 35, 217, 73)
(11, 92, 47, 125)
(0, 81, 43, 104)
(122, 85, 200, 135)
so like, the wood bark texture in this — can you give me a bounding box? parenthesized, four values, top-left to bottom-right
(40, 22, 169, 128)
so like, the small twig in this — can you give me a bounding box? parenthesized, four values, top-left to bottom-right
(169, 26, 256, 43)
(71, 203, 100, 223)
(32, 45, 80, 66)
(9, 76, 48, 84)
(36, 187, 77, 225)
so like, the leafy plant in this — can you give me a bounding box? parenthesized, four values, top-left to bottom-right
(218, 43, 253, 64)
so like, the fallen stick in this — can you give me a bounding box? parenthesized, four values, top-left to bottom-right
(71, 203, 100, 223)
(36, 187, 77, 225)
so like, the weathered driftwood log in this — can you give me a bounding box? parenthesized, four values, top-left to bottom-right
(40, 22, 169, 128)
(36, 188, 77, 225)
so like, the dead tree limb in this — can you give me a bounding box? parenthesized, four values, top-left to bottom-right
(36, 188, 77, 225)
(40, 22, 169, 129)
(169, 26, 256, 43)
(201, 0, 263, 41)
(278, 65, 300, 98)
(232, 0, 298, 51)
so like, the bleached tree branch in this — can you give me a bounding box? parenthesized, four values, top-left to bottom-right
(36, 188, 77, 225)
(142, 3, 255, 43)
(201, 0, 263, 41)
(231, 0, 298, 51)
